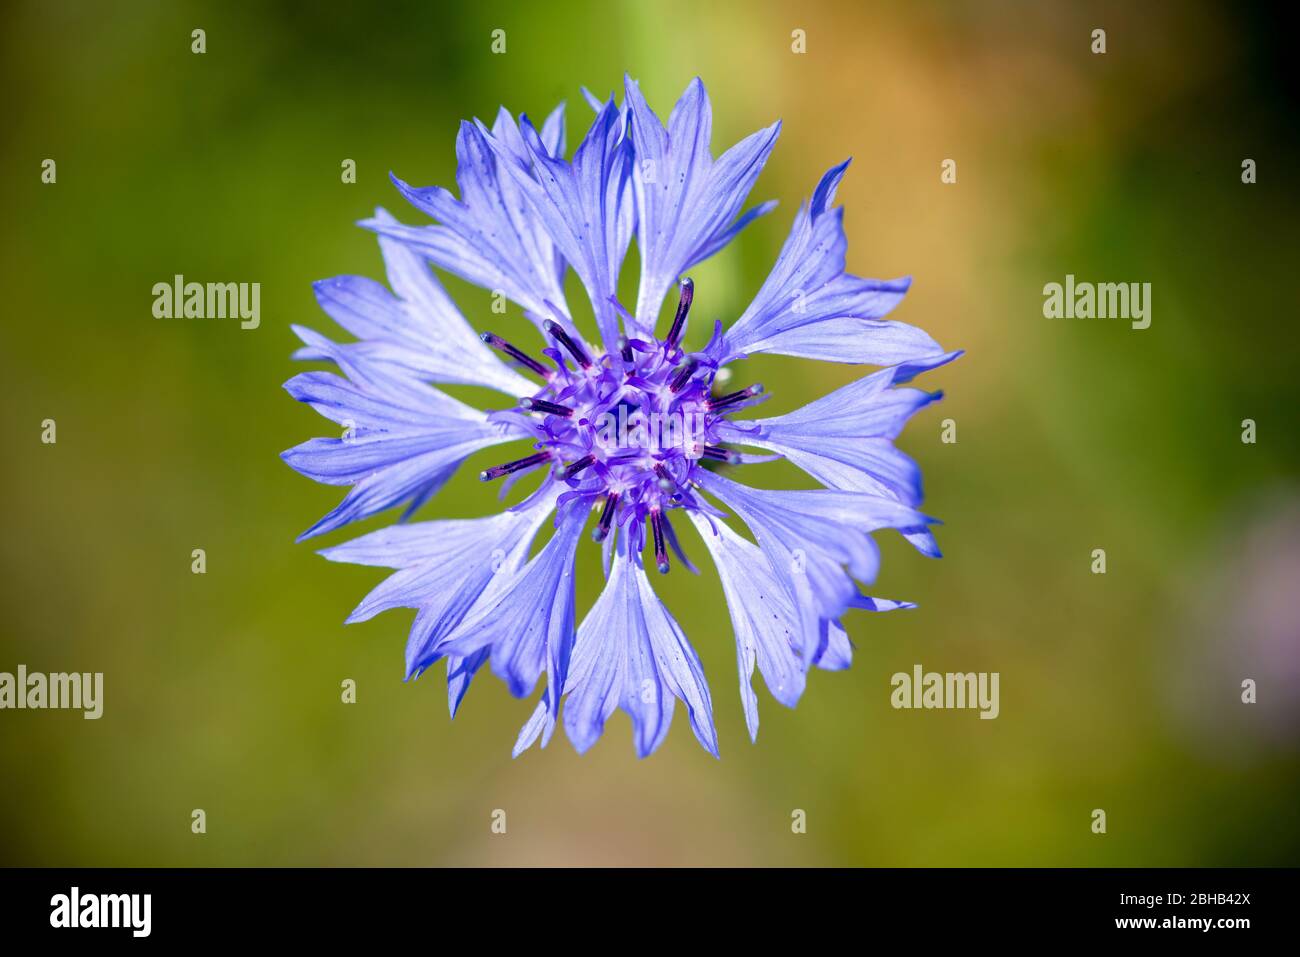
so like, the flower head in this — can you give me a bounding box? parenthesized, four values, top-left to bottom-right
(284, 76, 960, 757)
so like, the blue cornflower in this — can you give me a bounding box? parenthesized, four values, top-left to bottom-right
(283, 76, 960, 757)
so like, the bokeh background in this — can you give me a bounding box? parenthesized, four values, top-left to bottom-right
(1, 0, 1296, 866)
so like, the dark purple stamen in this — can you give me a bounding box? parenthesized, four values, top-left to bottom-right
(561, 454, 596, 479)
(668, 358, 698, 394)
(520, 397, 574, 417)
(607, 449, 644, 466)
(650, 509, 669, 573)
(653, 464, 675, 492)
(592, 491, 620, 542)
(701, 444, 741, 464)
(618, 335, 634, 363)
(543, 319, 591, 369)
(665, 278, 694, 349)
(479, 451, 551, 482)
(480, 332, 550, 378)
(708, 383, 764, 411)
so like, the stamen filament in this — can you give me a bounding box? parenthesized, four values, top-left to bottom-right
(561, 454, 596, 479)
(479, 451, 551, 482)
(665, 278, 694, 349)
(668, 358, 698, 394)
(701, 444, 741, 464)
(520, 397, 574, 417)
(480, 332, 550, 378)
(650, 508, 669, 573)
(592, 492, 620, 542)
(654, 464, 675, 492)
(543, 319, 591, 369)
(709, 383, 764, 411)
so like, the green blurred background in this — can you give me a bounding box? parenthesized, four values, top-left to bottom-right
(2, 0, 1297, 866)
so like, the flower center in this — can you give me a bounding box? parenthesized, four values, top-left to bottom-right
(478, 280, 764, 572)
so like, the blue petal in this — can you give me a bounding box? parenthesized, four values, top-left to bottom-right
(695, 470, 933, 660)
(560, 537, 718, 758)
(512, 692, 556, 757)
(698, 470, 927, 580)
(688, 511, 806, 742)
(851, 594, 917, 613)
(306, 209, 537, 396)
(689, 199, 778, 265)
(288, 324, 490, 421)
(437, 504, 588, 708)
(579, 86, 605, 113)
(319, 483, 561, 682)
(281, 358, 533, 540)
(813, 620, 854, 671)
(624, 76, 780, 336)
(447, 648, 489, 717)
(478, 100, 634, 353)
(361, 110, 572, 325)
(812, 598, 915, 673)
(718, 161, 945, 364)
(716, 352, 959, 505)
(540, 102, 566, 158)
